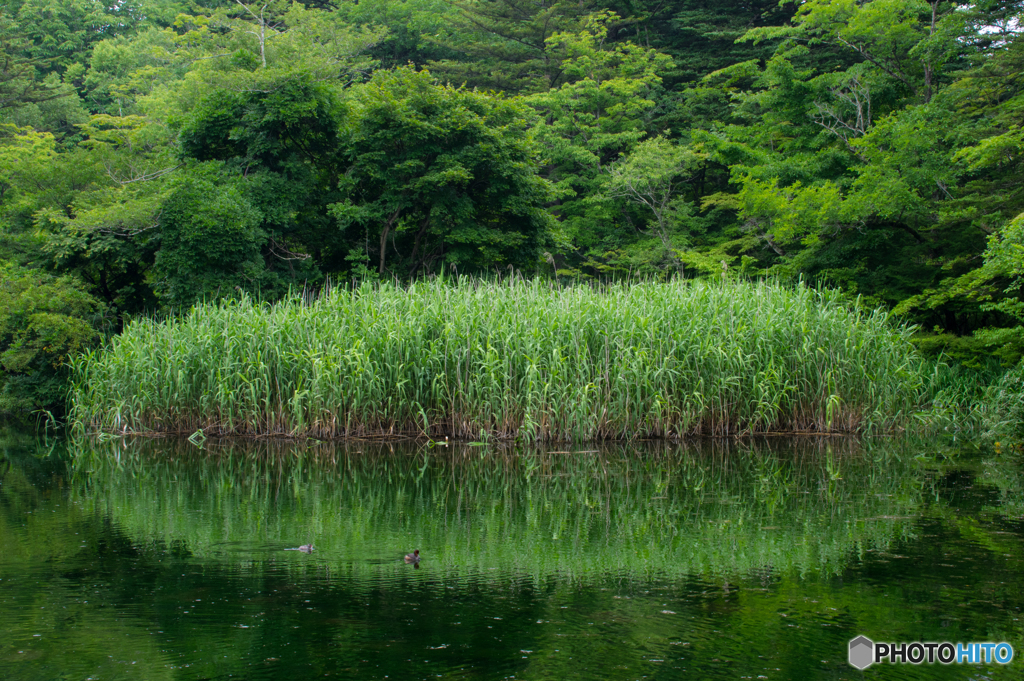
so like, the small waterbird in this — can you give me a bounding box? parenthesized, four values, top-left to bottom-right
(285, 544, 314, 553)
(404, 549, 420, 564)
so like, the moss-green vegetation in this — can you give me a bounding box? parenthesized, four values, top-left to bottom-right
(70, 278, 927, 439)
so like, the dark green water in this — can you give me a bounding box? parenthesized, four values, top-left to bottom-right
(0, 430, 1021, 680)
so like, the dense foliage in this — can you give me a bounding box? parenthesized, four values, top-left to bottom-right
(70, 278, 926, 439)
(2, 0, 1024, 414)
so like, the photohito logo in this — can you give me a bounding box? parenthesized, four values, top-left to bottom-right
(848, 636, 1014, 669)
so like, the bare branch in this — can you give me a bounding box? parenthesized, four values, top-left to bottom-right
(104, 163, 181, 186)
(812, 75, 871, 160)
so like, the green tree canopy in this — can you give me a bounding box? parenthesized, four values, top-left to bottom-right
(332, 68, 557, 276)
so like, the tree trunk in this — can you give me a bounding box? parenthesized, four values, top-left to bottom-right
(379, 210, 401, 275)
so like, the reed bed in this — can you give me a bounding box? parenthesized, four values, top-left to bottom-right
(70, 277, 928, 440)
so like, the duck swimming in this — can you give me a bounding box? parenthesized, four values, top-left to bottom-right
(404, 549, 420, 563)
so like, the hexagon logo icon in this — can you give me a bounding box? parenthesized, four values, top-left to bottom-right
(849, 635, 874, 670)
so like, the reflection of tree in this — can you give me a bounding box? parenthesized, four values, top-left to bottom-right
(0, 451, 172, 678)
(4, 433, 1024, 679)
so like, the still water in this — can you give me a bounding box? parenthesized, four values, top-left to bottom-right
(0, 430, 1021, 680)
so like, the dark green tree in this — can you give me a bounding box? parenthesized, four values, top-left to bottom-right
(331, 68, 556, 276)
(174, 74, 347, 299)
(152, 163, 267, 306)
(425, 0, 595, 93)
(0, 16, 69, 111)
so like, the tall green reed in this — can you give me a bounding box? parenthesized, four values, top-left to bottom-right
(70, 277, 928, 440)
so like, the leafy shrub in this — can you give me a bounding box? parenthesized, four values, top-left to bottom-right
(0, 264, 105, 414)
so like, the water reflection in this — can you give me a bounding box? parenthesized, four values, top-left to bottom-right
(68, 437, 920, 579)
(0, 432, 1021, 680)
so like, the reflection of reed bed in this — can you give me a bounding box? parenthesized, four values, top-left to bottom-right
(69, 436, 923, 579)
(70, 278, 926, 440)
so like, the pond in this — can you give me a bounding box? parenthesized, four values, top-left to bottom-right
(0, 430, 1021, 680)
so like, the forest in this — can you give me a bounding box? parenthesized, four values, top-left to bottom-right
(1, 0, 1023, 420)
